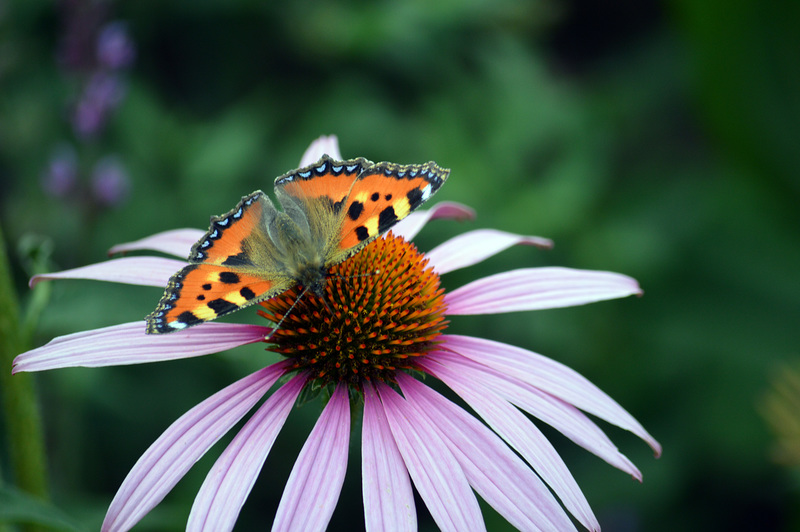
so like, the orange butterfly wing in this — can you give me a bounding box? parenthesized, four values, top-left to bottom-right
(335, 160, 450, 254)
(146, 192, 293, 333)
(275, 155, 370, 210)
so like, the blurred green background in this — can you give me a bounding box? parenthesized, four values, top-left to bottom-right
(2, 0, 799, 530)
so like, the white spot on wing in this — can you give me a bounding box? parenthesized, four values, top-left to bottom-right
(421, 184, 432, 201)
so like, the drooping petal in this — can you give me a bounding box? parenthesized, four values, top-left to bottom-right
(13, 322, 271, 373)
(430, 349, 643, 478)
(271, 385, 350, 532)
(29, 257, 185, 288)
(108, 229, 204, 258)
(102, 363, 288, 532)
(392, 201, 475, 241)
(442, 334, 662, 456)
(398, 374, 577, 532)
(418, 356, 599, 531)
(362, 385, 416, 532)
(188, 375, 304, 532)
(426, 229, 553, 275)
(377, 382, 485, 532)
(445, 267, 642, 315)
(299, 135, 342, 167)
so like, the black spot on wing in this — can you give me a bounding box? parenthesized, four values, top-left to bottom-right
(240, 287, 256, 300)
(370, 192, 380, 202)
(378, 205, 398, 231)
(218, 272, 240, 284)
(207, 298, 238, 316)
(197, 295, 206, 301)
(202, 283, 212, 290)
(177, 311, 203, 327)
(406, 188, 424, 209)
(348, 201, 364, 221)
(355, 226, 370, 242)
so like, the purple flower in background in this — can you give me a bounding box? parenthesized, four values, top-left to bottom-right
(57, 3, 134, 137)
(91, 155, 130, 207)
(52, 3, 135, 199)
(72, 72, 126, 138)
(42, 144, 78, 198)
(97, 22, 136, 70)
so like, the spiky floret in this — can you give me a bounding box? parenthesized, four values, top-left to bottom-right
(259, 232, 448, 388)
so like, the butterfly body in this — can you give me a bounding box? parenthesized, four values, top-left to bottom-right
(146, 155, 449, 334)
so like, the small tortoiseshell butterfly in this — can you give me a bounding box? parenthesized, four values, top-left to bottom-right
(145, 155, 450, 334)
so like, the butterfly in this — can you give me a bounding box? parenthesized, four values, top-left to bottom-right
(145, 154, 450, 334)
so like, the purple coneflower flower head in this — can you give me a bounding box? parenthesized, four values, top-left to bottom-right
(15, 136, 660, 531)
(96, 21, 136, 70)
(91, 155, 130, 207)
(42, 143, 78, 198)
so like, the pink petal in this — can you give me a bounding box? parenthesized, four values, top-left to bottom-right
(13, 322, 271, 373)
(426, 229, 553, 275)
(362, 385, 416, 532)
(392, 201, 475, 241)
(430, 349, 643, 478)
(376, 382, 486, 532)
(272, 385, 350, 532)
(445, 267, 642, 315)
(299, 135, 342, 167)
(29, 257, 185, 288)
(398, 374, 577, 531)
(102, 363, 288, 532)
(418, 356, 599, 531)
(188, 375, 304, 532)
(442, 334, 662, 457)
(108, 229, 204, 258)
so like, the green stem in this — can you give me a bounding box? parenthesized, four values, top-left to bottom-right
(0, 223, 49, 506)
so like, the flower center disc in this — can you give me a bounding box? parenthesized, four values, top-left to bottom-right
(259, 233, 448, 388)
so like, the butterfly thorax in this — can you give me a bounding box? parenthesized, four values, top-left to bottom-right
(267, 211, 330, 297)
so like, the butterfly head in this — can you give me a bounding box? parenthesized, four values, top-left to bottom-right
(295, 263, 330, 300)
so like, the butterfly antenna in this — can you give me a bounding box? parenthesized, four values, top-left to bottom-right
(264, 285, 312, 342)
(331, 268, 381, 282)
